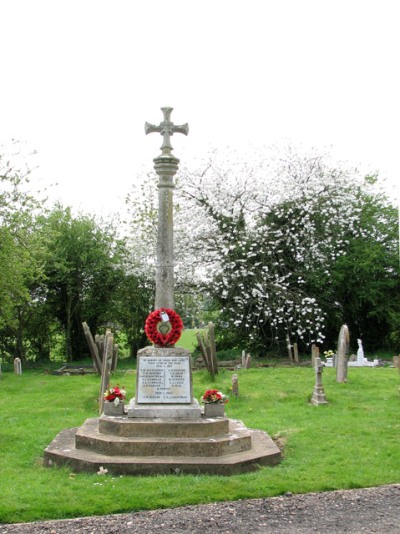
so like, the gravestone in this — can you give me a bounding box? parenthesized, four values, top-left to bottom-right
(293, 342, 299, 363)
(311, 344, 319, 368)
(357, 339, 366, 365)
(82, 321, 102, 373)
(311, 357, 328, 405)
(232, 374, 239, 396)
(98, 330, 114, 414)
(286, 335, 293, 362)
(196, 323, 218, 379)
(14, 357, 22, 375)
(336, 324, 349, 382)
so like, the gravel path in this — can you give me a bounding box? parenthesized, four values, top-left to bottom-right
(1, 484, 400, 533)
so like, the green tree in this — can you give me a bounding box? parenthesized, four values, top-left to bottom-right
(127, 147, 400, 355)
(327, 183, 399, 350)
(42, 206, 128, 361)
(0, 144, 47, 361)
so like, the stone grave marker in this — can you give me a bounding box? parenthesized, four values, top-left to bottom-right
(286, 335, 294, 362)
(311, 357, 328, 405)
(311, 344, 319, 368)
(336, 324, 350, 383)
(232, 373, 239, 396)
(14, 357, 22, 375)
(99, 330, 114, 414)
(82, 321, 102, 373)
(293, 342, 299, 363)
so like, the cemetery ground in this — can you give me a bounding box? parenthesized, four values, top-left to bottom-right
(0, 355, 399, 526)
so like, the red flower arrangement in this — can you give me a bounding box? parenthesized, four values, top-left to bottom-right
(144, 308, 183, 347)
(104, 385, 126, 405)
(201, 389, 228, 404)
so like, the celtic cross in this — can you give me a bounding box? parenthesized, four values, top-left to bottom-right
(145, 107, 189, 157)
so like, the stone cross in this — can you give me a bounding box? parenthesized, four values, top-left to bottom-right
(145, 107, 189, 309)
(145, 107, 189, 157)
(311, 357, 328, 406)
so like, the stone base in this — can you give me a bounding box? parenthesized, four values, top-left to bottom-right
(103, 401, 125, 416)
(203, 402, 225, 418)
(311, 386, 328, 405)
(44, 416, 281, 476)
(127, 398, 202, 419)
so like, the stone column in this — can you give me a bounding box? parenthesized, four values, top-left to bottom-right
(144, 107, 188, 310)
(153, 155, 179, 309)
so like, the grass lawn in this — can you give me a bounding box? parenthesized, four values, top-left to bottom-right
(0, 363, 399, 524)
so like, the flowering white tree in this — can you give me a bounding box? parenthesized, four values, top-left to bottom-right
(127, 146, 395, 352)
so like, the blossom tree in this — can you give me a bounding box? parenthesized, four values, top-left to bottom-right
(127, 146, 398, 353)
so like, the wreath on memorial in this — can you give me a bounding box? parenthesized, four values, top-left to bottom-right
(144, 308, 183, 347)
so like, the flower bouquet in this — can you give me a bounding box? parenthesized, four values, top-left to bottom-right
(201, 389, 228, 418)
(201, 389, 228, 404)
(103, 385, 126, 415)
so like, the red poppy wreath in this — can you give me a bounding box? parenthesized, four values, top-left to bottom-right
(144, 308, 183, 347)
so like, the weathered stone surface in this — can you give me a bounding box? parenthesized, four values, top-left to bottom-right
(43, 417, 281, 476)
(99, 416, 230, 438)
(203, 402, 225, 418)
(75, 418, 251, 457)
(132, 346, 200, 417)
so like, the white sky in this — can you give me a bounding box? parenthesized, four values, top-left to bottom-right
(1, 0, 399, 216)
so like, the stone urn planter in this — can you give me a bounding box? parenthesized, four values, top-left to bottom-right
(103, 401, 125, 416)
(203, 402, 225, 418)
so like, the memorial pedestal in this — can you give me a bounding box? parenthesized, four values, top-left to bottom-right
(129, 346, 202, 419)
(43, 345, 282, 474)
(204, 403, 225, 418)
(103, 401, 125, 416)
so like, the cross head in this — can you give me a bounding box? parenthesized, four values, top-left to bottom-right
(145, 107, 189, 156)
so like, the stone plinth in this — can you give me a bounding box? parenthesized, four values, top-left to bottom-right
(43, 415, 281, 476)
(311, 386, 328, 406)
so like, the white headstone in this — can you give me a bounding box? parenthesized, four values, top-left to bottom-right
(357, 339, 365, 365)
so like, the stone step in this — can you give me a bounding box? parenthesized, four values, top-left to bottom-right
(99, 415, 230, 438)
(44, 422, 282, 476)
(76, 418, 252, 457)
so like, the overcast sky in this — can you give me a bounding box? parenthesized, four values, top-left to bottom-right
(1, 0, 398, 216)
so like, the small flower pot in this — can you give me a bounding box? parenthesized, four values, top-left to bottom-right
(204, 402, 225, 418)
(103, 401, 125, 416)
